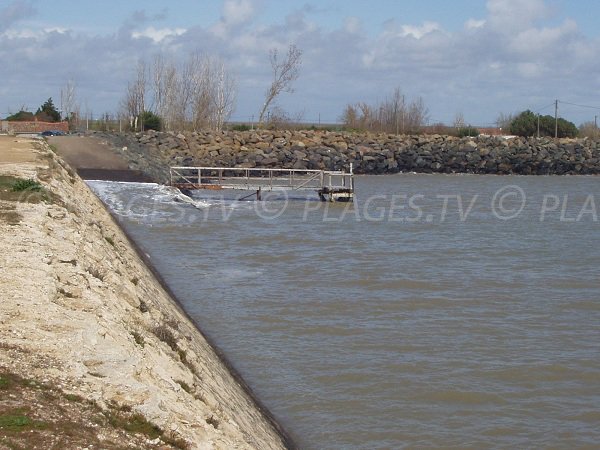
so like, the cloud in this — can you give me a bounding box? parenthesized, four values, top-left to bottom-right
(1, 0, 599, 126)
(486, 0, 549, 31)
(222, 0, 256, 25)
(212, 0, 258, 37)
(508, 19, 579, 57)
(132, 27, 186, 43)
(130, 8, 169, 24)
(343, 17, 361, 34)
(465, 19, 486, 30)
(400, 21, 442, 39)
(0, 0, 35, 32)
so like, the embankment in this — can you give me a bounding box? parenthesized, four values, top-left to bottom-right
(95, 130, 600, 184)
(0, 135, 290, 449)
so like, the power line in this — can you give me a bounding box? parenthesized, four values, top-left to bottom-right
(558, 100, 600, 111)
(535, 102, 556, 113)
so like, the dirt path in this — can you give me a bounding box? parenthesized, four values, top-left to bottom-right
(48, 136, 129, 169)
(0, 137, 40, 166)
(48, 136, 153, 182)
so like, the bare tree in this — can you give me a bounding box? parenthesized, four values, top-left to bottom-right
(453, 112, 465, 129)
(357, 102, 375, 130)
(60, 79, 77, 122)
(258, 44, 302, 127)
(151, 54, 166, 118)
(340, 104, 359, 129)
(210, 58, 236, 131)
(340, 88, 428, 134)
(579, 121, 599, 139)
(122, 60, 147, 131)
(496, 112, 514, 130)
(406, 97, 428, 133)
(122, 52, 236, 132)
(188, 54, 236, 131)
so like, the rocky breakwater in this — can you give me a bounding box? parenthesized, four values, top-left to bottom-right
(0, 136, 289, 449)
(99, 130, 600, 183)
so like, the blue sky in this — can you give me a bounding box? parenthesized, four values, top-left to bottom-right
(2, 0, 600, 127)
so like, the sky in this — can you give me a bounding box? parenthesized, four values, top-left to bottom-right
(2, 0, 600, 127)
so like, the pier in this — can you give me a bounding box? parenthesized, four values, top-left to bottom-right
(170, 166, 354, 202)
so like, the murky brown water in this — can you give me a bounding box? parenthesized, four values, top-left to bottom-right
(90, 174, 600, 449)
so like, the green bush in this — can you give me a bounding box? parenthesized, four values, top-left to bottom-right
(230, 124, 252, 131)
(12, 179, 42, 192)
(457, 127, 480, 137)
(140, 111, 162, 131)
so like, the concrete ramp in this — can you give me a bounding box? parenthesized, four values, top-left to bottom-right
(48, 136, 153, 182)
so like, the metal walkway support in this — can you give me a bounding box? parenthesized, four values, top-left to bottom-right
(170, 165, 354, 202)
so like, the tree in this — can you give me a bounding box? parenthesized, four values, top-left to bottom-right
(122, 52, 237, 132)
(140, 111, 162, 131)
(340, 88, 429, 134)
(210, 58, 236, 131)
(453, 112, 465, 129)
(122, 61, 147, 130)
(258, 44, 302, 127)
(510, 110, 578, 138)
(60, 79, 77, 121)
(509, 110, 537, 136)
(496, 112, 514, 130)
(6, 110, 34, 121)
(579, 121, 599, 139)
(36, 98, 61, 122)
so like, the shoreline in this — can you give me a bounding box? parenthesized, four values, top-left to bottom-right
(99, 189, 296, 449)
(0, 135, 293, 448)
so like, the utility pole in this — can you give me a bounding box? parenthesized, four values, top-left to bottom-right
(554, 99, 558, 138)
(537, 114, 540, 138)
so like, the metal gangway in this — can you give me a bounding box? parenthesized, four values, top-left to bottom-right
(170, 165, 354, 202)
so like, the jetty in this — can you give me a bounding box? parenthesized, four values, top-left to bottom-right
(170, 165, 355, 202)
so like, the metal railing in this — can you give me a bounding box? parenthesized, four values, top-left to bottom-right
(170, 166, 354, 193)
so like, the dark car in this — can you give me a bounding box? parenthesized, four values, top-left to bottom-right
(41, 130, 65, 136)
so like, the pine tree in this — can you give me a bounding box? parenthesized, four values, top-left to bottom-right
(36, 98, 61, 122)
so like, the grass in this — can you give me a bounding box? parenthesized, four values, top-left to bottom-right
(0, 370, 188, 448)
(0, 375, 11, 389)
(63, 393, 85, 403)
(106, 411, 161, 439)
(0, 414, 35, 431)
(11, 179, 41, 192)
(0, 175, 60, 206)
(0, 405, 47, 434)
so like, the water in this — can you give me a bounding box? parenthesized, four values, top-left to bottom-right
(89, 175, 600, 449)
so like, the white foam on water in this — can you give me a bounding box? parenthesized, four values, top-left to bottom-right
(86, 180, 213, 222)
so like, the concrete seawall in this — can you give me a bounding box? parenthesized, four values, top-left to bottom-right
(0, 136, 291, 449)
(95, 130, 600, 184)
